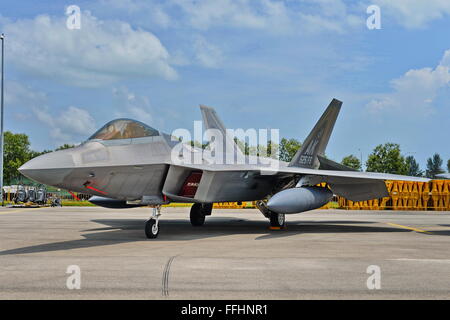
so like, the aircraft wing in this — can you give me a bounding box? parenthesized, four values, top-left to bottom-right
(168, 162, 430, 202)
(270, 166, 429, 201)
(259, 166, 429, 182)
(174, 162, 428, 181)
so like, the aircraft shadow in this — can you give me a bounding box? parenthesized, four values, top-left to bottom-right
(0, 217, 450, 256)
(0, 218, 444, 256)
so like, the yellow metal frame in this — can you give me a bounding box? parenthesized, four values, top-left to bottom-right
(339, 180, 450, 211)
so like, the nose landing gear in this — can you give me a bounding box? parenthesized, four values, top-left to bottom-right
(145, 206, 161, 239)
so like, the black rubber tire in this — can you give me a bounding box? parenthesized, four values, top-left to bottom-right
(190, 203, 206, 226)
(201, 203, 213, 216)
(145, 219, 159, 239)
(269, 212, 286, 228)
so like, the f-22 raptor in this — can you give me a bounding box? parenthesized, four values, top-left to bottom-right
(19, 99, 429, 238)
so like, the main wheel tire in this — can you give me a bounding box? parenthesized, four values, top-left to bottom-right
(145, 219, 159, 238)
(201, 203, 213, 216)
(190, 203, 206, 226)
(269, 212, 286, 228)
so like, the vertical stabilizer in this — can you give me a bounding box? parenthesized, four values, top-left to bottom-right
(289, 99, 342, 169)
(200, 105, 243, 157)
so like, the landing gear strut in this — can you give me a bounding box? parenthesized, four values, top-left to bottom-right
(256, 200, 286, 230)
(145, 206, 161, 239)
(190, 203, 213, 226)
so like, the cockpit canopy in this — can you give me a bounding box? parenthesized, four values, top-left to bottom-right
(88, 119, 159, 141)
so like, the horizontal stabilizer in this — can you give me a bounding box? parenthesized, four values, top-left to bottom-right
(318, 155, 357, 172)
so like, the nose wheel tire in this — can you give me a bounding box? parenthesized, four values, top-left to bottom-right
(145, 219, 159, 238)
(269, 212, 286, 229)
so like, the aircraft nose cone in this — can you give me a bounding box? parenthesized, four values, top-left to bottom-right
(19, 150, 75, 186)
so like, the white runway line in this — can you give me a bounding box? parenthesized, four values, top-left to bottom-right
(389, 258, 450, 263)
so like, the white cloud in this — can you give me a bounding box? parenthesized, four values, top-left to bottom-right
(373, 0, 450, 28)
(3, 12, 177, 87)
(172, 0, 266, 30)
(367, 49, 450, 115)
(60, 106, 97, 136)
(440, 49, 450, 66)
(4, 81, 96, 144)
(87, 0, 363, 73)
(169, 0, 361, 34)
(5, 81, 47, 107)
(33, 105, 96, 143)
(298, 0, 362, 33)
(113, 87, 153, 124)
(98, 0, 172, 28)
(193, 36, 223, 68)
(13, 113, 32, 121)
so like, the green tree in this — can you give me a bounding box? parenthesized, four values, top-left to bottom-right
(233, 138, 279, 159)
(187, 140, 207, 149)
(234, 138, 246, 154)
(55, 144, 75, 151)
(4, 131, 33, 184)
(28, 149, 52, 159)
(365, 143, 408, 174)
(405, 155, 423, 177)
(279, 138, 301, 162)
(257, 140, 279, 159)
(447, 159, 450, 173)
(426, 153, 444, 178)
(341, 155, 362, 171)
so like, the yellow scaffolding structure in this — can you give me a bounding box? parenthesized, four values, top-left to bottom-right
(339, 180, 450, 211)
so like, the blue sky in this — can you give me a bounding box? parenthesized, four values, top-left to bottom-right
(0, 0, 449, 171)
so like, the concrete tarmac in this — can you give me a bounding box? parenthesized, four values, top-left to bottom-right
(0, 206, 449, 299)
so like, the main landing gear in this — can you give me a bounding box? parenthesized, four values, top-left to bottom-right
(145, 206, 161, 239)
(269, 211, 286, 229)
(256, 200, 286, 230)
(190, 203, 213, 226)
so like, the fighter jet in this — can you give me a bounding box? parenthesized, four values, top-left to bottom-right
(19, 99, 429, 238)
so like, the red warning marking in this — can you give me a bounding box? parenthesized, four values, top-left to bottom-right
(68, 191, 80, 201)
(85, 185, 108, 195)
